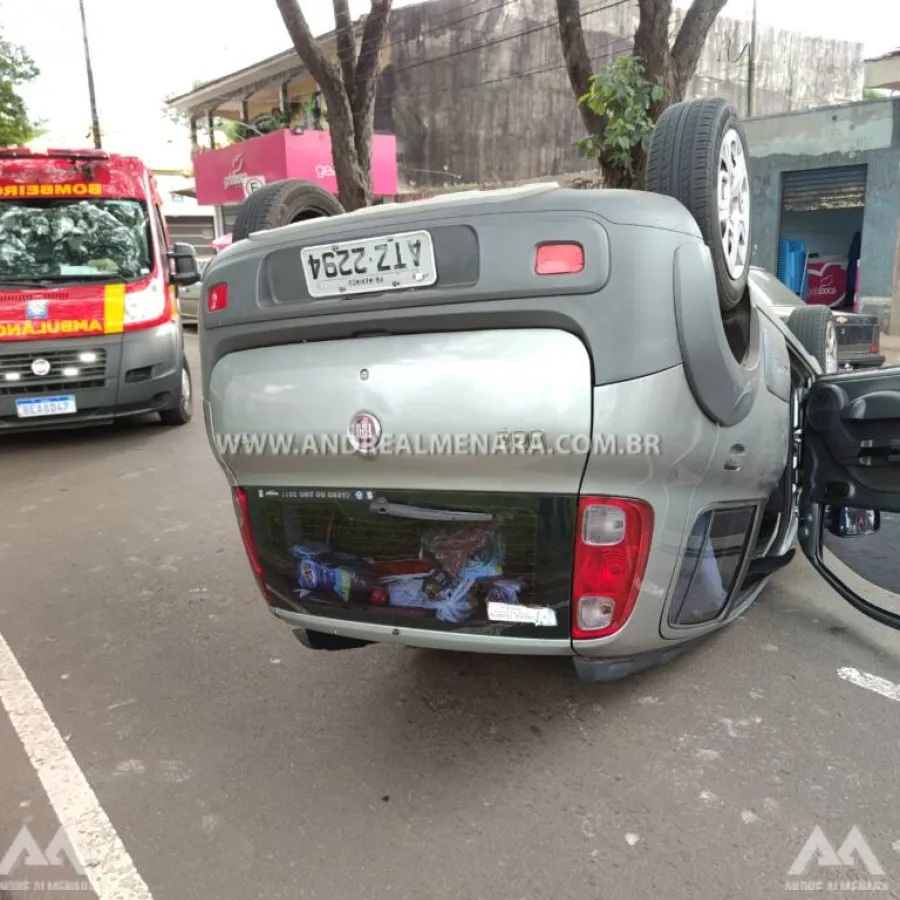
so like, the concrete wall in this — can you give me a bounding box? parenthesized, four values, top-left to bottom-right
(744, 98, 900, 331)
(381, 0, 864, 188)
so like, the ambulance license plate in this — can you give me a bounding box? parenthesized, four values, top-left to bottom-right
(16, 395, 78, 418)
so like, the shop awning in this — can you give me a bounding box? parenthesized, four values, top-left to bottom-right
(165, 20, 369, 122)
(166, 48, 312, 120)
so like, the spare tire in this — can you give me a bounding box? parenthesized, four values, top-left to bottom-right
(231, 179, 345, 242)
(646, 97, 751, 313)
(786, 304, 839, 374)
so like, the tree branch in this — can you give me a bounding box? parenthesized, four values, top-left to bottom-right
(555, 0, 606, 138)
(333, 0, 358, 106)
(669, 0, 729, 100)
(274, 0, 343, 101)
(352, 0, 392, 118)
(633, 0, 672, 85)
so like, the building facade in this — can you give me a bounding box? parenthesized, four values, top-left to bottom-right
(743, 98, 900, 333)
(380, 0, 865, 187)
(168, 0, 865, 192)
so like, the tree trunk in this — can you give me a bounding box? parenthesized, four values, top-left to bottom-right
(274, 0, 343, 100)
(351, 105, 375, 203)
(329, 93, 371, 210)
(555, 0, 606, 150)
(350, 0, 392, 205)
(633, 0, 673, 108)
(627, 0, 727, 187)
(273, 0, 391, 212)
(669, 0, 729, 102)
(555, 0, 728, 192)
(628, 0, 675, 188)
(333, 0, 358, 107)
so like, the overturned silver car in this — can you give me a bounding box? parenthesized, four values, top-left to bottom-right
(198, 98, 900, 682)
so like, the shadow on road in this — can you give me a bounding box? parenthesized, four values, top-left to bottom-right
(2, 414, 191, 454)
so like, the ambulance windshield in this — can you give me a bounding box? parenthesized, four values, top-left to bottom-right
(0, 198, 153, 282)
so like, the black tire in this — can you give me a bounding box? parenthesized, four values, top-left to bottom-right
(231, 179, 345, 241)
(292, 628, 372, 651)
(159, 355, 193, 426)
(646, 98, 751, 312)
(786, 305, 839, 374)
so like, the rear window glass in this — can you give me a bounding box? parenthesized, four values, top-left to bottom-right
(243, 490, 576, 640)
(667, 507, 756, 627)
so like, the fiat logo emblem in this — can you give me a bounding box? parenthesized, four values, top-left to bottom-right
(348, 411, 382, 454)
(31, 357, 51, 377)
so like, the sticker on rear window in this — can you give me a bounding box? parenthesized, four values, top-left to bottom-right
(487, 601, 557, 627)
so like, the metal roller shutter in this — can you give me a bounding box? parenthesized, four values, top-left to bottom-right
(166, 215, 215, 259)
(221, 204, 243, 235)
(781, 165, 868, 213)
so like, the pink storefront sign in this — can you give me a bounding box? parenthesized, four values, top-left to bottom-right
(806, 259, 849, 307)
(192, 130, 398, 207)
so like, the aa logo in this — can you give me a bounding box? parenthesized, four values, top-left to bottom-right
(0, 825, 86, 876)
(788, 825, 885, 876)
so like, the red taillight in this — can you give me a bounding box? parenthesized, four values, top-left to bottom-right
(231, 487, 271, 605)
(870, 342, 879, 353)
(535, 242, 584, 275)
(207, 283, 228, 312)
(572, 497, 653, 640)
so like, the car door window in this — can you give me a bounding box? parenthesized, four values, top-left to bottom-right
(798, 368, 900, 629)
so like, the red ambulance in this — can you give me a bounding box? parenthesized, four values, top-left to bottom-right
(0, 147, 200, 432)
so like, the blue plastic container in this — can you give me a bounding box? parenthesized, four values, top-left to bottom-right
(777, 237, 808, 297)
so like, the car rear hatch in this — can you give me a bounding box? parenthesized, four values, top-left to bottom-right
(201, 184, 696, 641)
(215, 328, 587, 641)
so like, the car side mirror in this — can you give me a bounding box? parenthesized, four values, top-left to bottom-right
(824, 506, 881, 538)
(802, 505, 900, 628)
(168, 241, 201, 286)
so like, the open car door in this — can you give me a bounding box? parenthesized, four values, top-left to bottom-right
(798, 367, 900, 628)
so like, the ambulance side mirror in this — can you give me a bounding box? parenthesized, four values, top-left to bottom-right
(168, 242, 201, 286)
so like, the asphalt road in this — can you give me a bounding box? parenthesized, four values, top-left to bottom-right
(2, 332, 900, 900)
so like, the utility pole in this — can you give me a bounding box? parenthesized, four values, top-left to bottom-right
(78, 0, 102, 149)
(746, 0, 758, 116)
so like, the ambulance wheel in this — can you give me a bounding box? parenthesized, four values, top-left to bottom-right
(786, 305, 839, 374)
(159, 355, 193, 426)
(646, 97, 751, 313)
(231, 179, 345, 241)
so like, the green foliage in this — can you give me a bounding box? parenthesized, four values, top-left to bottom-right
(0, 35, 41, 147)
(576, 56, 665, 176)
(226, 97, 328, 144)
(303, 92, 328, 130)
(229, 112, 288, 142)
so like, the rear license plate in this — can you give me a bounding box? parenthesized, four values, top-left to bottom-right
(300, 229, 437, 299)
(15, 395, 77, 418)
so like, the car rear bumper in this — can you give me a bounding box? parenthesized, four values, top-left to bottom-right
(0, 323, 182, 432)
(836, 314, 882, 369)
(271, 606, 573, 655)
(840, 352, 886, 369)
(270, 569, 772, 660)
